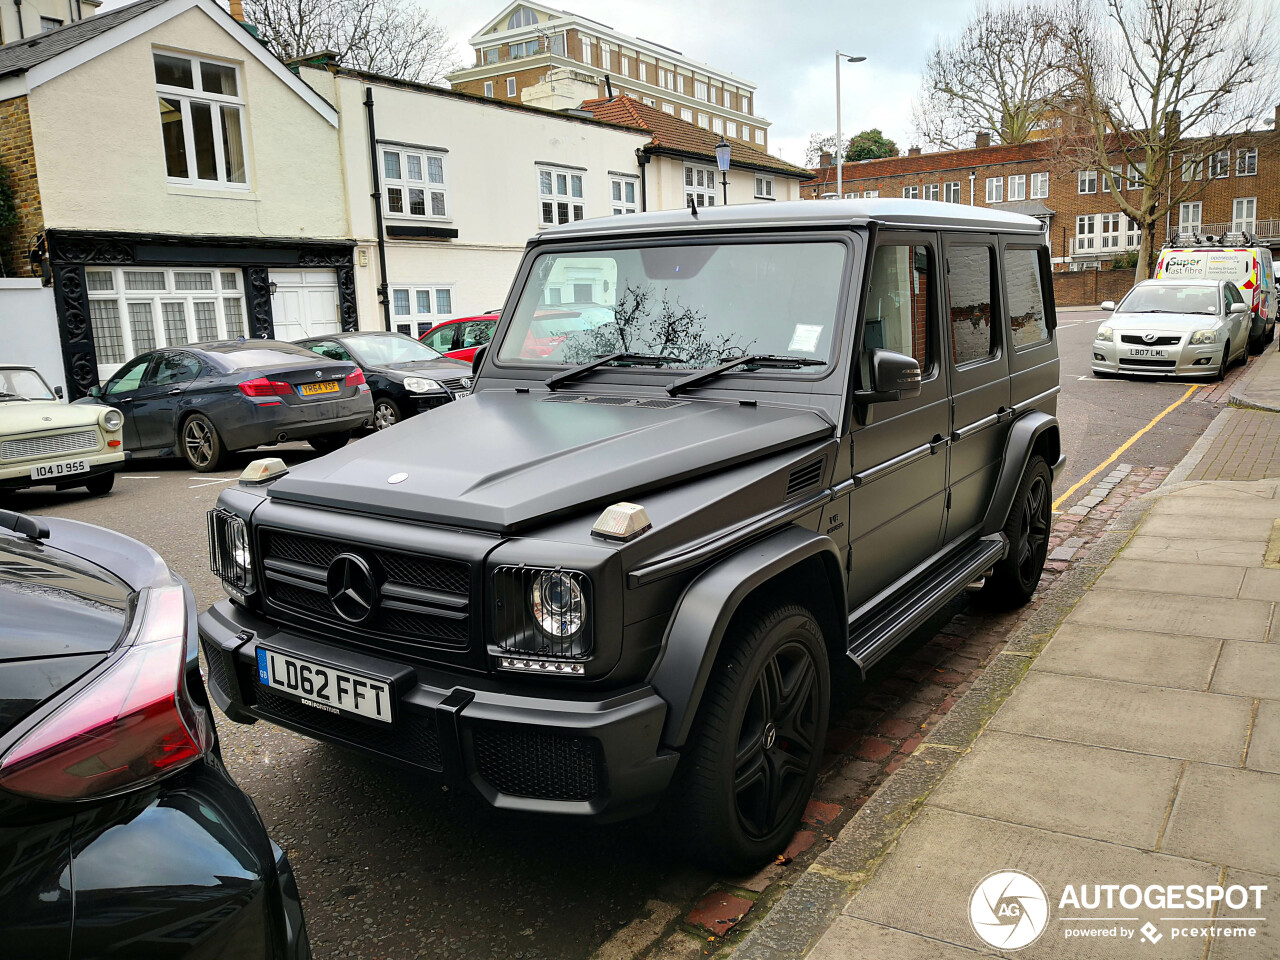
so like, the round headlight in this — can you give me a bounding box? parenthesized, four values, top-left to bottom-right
(101, 408, 124, 431)
(530, 571, 585, 639)
(403, 376, 440, 394)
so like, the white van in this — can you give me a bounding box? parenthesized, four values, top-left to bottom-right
(1154, 245, 1276, 352)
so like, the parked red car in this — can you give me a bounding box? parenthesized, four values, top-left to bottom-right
(418, 314, 498, 363)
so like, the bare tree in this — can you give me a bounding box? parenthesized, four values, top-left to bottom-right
(235, 0, 460, 84)
(913, 1, 1070, 148)
(1055, 0, 1277, 278)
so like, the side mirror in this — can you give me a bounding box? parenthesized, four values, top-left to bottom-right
(855, 349, 922, 404)
(1229, 302, 1249, 314)
(54, 385, 64, 400)
(1100, 300, 1116, 312)
(87, 385, 102, 398)
(472, 343, 488, 375)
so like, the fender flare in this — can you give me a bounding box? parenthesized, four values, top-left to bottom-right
(648, 525, 843, 748)
(980, 411, 1061, 537)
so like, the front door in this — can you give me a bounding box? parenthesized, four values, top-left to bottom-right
(131, 351, 203, 452)
(847, 234, 949, 607)
(269, 269, 341, 341)
(942, 236, 1010, 541)
(101, 354, 153, 451)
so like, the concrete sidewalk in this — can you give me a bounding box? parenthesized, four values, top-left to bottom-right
(735, 393, 1280, 958)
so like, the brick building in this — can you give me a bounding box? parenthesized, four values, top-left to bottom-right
(802, 109, 1280, 272)
(447, 2, 770, 151)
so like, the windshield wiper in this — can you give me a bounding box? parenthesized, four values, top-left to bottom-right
(666, 354, 826, 396)
(545, 352, 685, 390)
(0, 391, 30, 401)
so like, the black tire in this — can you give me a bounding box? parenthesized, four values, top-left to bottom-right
(372, 397, 402, 431)
(309, 432, 352, 455)
(1214, 341, 1230, 382)
(84, 472, 115, 496)
(981, 455, 1052, 609)
(180, 413, 227, 472)
(1248, 318, 1264, 355)
(673, 603, 830, 873)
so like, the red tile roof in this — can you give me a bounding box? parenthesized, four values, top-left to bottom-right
(806, 140, 1055, 187)
(580, 96, 812, 179)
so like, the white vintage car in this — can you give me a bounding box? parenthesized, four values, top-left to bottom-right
(0, 365, 125, 495)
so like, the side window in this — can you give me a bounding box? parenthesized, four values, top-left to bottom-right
(946, 245, 998, 366)
(309, 340, 352, 362)
(106, 356, 150, 395)
(1004, 247, 1051, 348)
(149, 352, 201, 386)
(863, 244, 934, 379)
(425, 325, 456, 352)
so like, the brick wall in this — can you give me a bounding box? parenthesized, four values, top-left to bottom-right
(1052, 266, 1136, 307)
(0, 96, 42, 277)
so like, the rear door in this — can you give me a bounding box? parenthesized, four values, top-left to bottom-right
(1002, 241, 1058, 418)
(942, 235, 1010, 542)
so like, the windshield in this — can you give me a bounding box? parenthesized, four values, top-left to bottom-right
(345, 334, 443, 365)
(495, 241, 848, 371)
(1118, 284, 1219, 315)
(0, 367, 55, 401)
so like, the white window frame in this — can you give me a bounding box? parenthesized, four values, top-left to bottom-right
(676, 73, 685, 94)
(1075, 214, 1096, 252)
(86, 267, 247, 376)
(684, 163, 718, 207)
(680, 107, 693, 122)
(1099, 212, 1121, 249)
(754, 129, 764, 145)
(1124, 216, 1141, 248)
(902, 185, 920, 199)
(1209, 149, 1231, 179)
(390, 283, 455, 337)
(621, 56, 630, 77)
(154, 49, 250, 191)
(944, 181, 962, 203)
(695, 80, 708, 101)
(985, 177, 1003, 203)
(600, 43, 611, 72)
(697, 112, 709, 129)
(1126, 162, 1144, 190)
(1178, 201, 1202, 233)
(742, 125, 750, 141)
(639, 61, 647, 83)
(863, 189, 879, 198)
(742, 95, 750, 114)
(1236, 148, 1257, 176)
(611, 175, 639, 215)
(1182, 155, 1203, 181)
(483, 80, 493, 97)
(1233, 197, 1256, 232)
(506, 77, 516, 97)
(1030, 171, 1049, 199)
(581, 38, 592, 65)
(712, 117, 724, 135)
(754, 175, 774, 200)
(382, 145, 448, 221)
(538, 165, 585, 226)
(726, 121, 738, 138)
(642, 96, 657, 107)
(923, 183, 939, 201)
(1007, 174, 1026, 201)
(661, 103, 675, 115)
(1077, 170, 1097, 194)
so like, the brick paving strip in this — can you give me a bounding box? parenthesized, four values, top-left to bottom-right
(714, 387, 1280, 958)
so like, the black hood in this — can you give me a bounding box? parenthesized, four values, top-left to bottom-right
(374, 358, 471, 378)
(266, 390, 834, 532)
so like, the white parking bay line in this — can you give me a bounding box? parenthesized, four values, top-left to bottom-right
(189, 478, 236, 489)
(121, 475, 160, 479)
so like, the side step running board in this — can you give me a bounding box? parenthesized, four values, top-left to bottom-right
(847, 534, 1007, 672)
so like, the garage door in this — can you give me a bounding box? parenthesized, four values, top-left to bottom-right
(269, 269, 340, 342)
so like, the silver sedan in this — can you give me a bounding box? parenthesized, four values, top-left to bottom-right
(1091, 278, 1252, 380)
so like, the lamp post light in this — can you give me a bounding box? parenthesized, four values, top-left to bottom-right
(714, 137, 732, 205)
(835, 52, 866, 200)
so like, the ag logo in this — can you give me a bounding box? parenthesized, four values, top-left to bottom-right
(968, 869, 1049, 950)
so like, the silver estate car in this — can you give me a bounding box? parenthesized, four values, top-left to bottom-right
(1092, 279, 1251, 380)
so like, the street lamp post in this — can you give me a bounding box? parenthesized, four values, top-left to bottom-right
(835, 52, 866, 199)
(714, 137, 732, 205)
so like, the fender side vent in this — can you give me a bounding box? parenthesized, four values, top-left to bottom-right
(786, 459, 825, 497)
(542, 395, 689, 409)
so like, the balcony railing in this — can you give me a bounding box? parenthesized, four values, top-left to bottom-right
(1070, 237, 1141, 257)
(1176, 221, 1279, 243)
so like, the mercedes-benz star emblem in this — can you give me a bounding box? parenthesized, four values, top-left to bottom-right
(1143, 333, 1158, 343)
(326, 553, 379, 622)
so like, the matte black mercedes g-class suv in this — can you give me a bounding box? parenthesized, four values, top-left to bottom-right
(199, 199, 1063, 870)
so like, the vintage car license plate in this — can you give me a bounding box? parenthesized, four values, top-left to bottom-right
(30, 458, 89, 479)
(1128, 348, 1168, 358)
(256, 647, 392, 723)
(298, 380, 340, 397)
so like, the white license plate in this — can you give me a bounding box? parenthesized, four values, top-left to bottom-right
(1128, 348, 1168, 358)
(453, 389, 472, 399)
(31, 459, 89, 479)
(256, 648, 392, 723)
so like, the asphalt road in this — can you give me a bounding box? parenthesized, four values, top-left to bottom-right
(6, 332, 1259, 960)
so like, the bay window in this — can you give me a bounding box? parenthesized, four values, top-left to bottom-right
(155, 50, 248, 188)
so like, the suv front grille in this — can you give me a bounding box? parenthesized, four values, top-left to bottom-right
(1, 429, 99, 460)
(259, 529, 472, 655)
(471, 723, 605, 801)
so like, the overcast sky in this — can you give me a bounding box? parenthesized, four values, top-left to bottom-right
(429, 0, 986, 164)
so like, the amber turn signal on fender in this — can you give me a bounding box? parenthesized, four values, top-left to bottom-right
(591, 502, 652, 540)
(240, 457, 289, 485)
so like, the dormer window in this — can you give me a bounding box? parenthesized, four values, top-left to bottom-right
(154, 51, 248, 188)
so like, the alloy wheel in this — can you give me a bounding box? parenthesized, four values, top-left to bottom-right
(733, 640, 821, 839)
(374, 401, 397, 430)
(184, 418, 213, 468)
(1016, 474, 1050, 584)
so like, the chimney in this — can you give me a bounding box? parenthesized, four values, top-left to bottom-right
(975, 131, 991, 149)
(908, 146, 922, 157)
(818, 150, 833, 168)
(229, 0, 245, 21)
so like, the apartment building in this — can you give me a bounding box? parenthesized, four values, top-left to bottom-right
(0, 0, 100, 44)
(447, 2, 770, 151)
(802, 114, 1280, 271)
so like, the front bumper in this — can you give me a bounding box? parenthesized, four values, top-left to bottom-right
(198, 599, 678, 822)
(0, 451, 123, 490)
(1091, 336, 1223, 377)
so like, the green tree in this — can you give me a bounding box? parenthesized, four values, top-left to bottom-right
(845, 129, 898, 161)
(0, 163, 19, 278)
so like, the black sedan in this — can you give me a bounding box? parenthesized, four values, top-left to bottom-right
(82, 340, 374, 472)
(0, 508, 309, 959)
(295, 332, 471, 431)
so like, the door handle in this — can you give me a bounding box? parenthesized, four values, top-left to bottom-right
(929, 434, 949, 454)
(168, 388, 183, 395)
(995, 406, 1014, 423)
